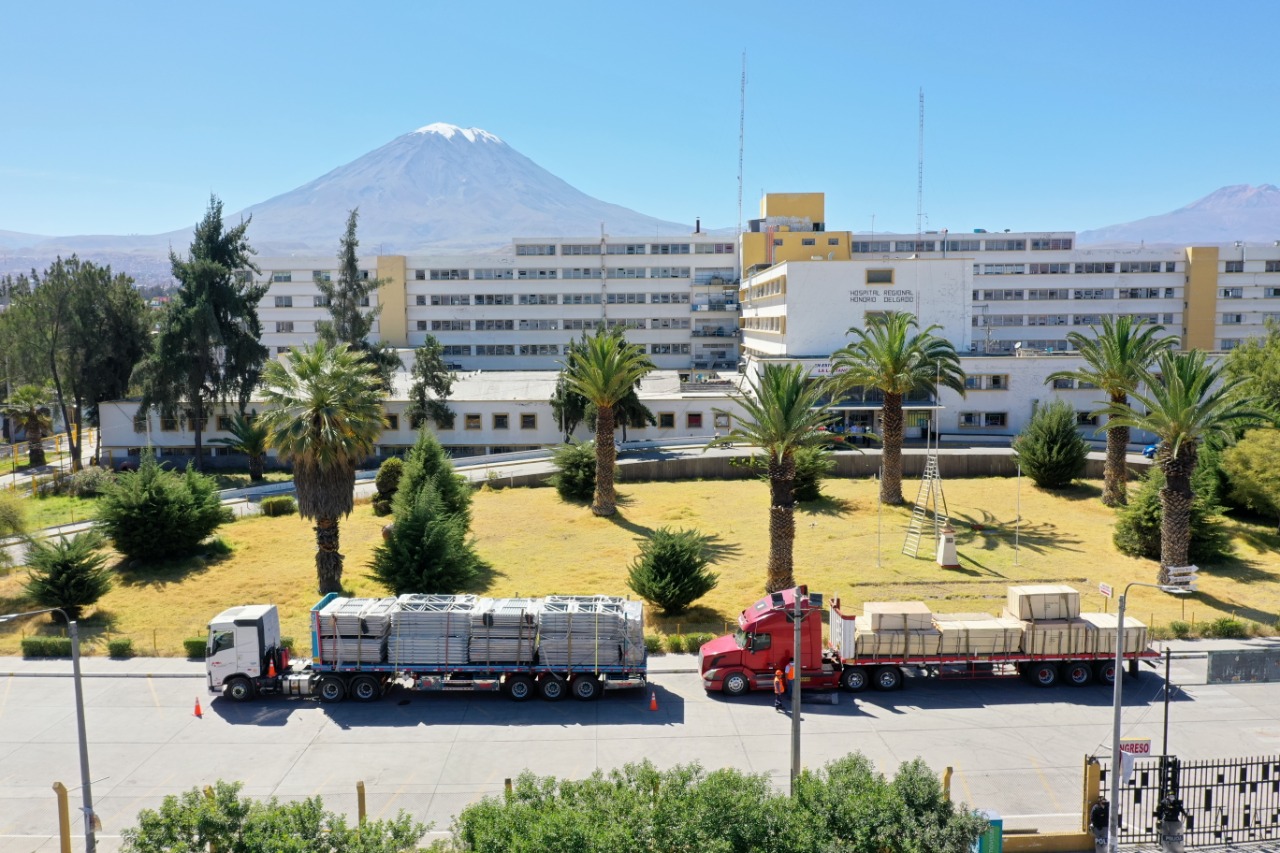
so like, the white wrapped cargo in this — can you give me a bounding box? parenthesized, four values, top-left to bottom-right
(863, 601, 933, 631)
(1006, 585, 1081, 621)
(935, 618, 1023, 655)
(1018, 618, 1093, 656)
(853, 627, 942, 657)
(1078, 612, 1148, 654)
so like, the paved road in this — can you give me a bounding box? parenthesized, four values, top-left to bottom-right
(2, 649, 1276, 852)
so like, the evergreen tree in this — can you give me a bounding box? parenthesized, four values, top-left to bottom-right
(24, 530, 111, 620)
(1222, 427, 1280, 529)
(550, 440, 596, 502)
(96, 452, 233, 561)
(315, 209, 401, 389)
(1113, 462, 1233, 564)
(393, 428, 472, 523)
(369, 484, 482, 595)
(135, 196, 268, 469)
(1012, 399, 1090, 489)
(406, 335, 455, 429)
(626, 526, 719, 615)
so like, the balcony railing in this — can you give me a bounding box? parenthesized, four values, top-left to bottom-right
(691, 302, 740, 312)
(691, 327, 739, 338)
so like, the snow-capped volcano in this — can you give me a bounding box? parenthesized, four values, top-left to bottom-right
(1079, 184, 1280, 245)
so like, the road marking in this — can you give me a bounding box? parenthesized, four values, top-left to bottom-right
(1029, 755, 1064, 812)
(375, 766, 416, 819)
(0, 675, 11, 722)
(147, 676, 161, 708)
(956, 765, 974, 804)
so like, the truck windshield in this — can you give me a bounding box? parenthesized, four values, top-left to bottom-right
(209, 630, 234, 655)
(733, 629, 747, 649)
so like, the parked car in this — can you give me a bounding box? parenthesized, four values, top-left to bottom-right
(1142, 443, 1160, 459)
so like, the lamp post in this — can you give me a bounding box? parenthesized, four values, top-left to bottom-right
(0, 607, 95, 852)
(1107, 579, 1194, 853)
(773, 585, 818, 795)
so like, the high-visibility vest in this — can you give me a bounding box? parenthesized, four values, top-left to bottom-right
(785, 661, 795, 681)
(773, 672, 784, 694)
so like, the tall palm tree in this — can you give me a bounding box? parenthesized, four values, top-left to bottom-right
(3, 384, 54, 467)
(561, 328, 654, 516)
(1104, 350, 1270, 581)
(1046, 316, 1177, 507)
(210, 410, 269, 482)
(714, 362, 836, 592)
(830, 312, 966, 505)
(258, 343, 385, 593)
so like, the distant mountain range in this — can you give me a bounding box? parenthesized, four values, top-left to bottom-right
(1078, 184, 1280, 245)
(3, 126, 1279, 286)
(0, 123, 691, 284)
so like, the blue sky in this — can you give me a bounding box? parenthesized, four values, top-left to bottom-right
(4, 1, 1277, 238)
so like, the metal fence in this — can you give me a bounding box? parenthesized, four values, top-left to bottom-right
(1101, 754, 1280, 846)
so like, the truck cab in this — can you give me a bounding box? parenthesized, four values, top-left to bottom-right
(206, 604, 286, 700)
(699, 588, 830, 696)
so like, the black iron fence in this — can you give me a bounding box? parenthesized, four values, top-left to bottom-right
(1101, 754, 1280, 847)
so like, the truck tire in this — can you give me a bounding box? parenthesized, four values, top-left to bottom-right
(1031, 663, 1059, 687)
(317, 676, 346, 703)
(721, 671, 750, 697)
(1065, 662, 1093, 687)
(350, 675, 381, 702)
(505, 675, 534, 702)
(571, 675, 602, 701)
(539, 676, 566, 701)
(226, 676, 255, 702)
(1094, 661, 1116, 686)
(872, 666, 903, 691)
(840, 666, 870, 692)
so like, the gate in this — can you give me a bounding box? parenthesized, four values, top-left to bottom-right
(1100, 754, 1280, 846)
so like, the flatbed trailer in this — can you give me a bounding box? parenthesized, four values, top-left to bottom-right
(699, 589, 1160, 696)
(206, 593, 647, 704)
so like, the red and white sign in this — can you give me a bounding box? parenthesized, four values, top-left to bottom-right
(1099, 583, 1113, 599)
(1119, 738, 1151, 755)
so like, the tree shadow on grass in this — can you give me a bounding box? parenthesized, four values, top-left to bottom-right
(606, 508, 654, 539)
(1185, 589, 1279, 628)
(1201, 553, 1276, 586)
(798, 496, 857, 518)
(949, 508, 1083, 556)
(113, 538, 231, 588)
(1036, 481, 1104, 502)
(1232, 520, 1280, 559)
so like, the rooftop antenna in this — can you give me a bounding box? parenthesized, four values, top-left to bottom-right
(916, 87, 925, 239)
(738, 51, 747, 238)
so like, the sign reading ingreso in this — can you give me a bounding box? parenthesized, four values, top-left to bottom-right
(1120, 738, 1151, 755)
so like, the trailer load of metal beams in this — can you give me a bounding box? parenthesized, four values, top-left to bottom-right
(539, 596, 637, 667)
(389, 595, 477, 665)
(315, 597, 395, 664)
(469, 598, 538, 664)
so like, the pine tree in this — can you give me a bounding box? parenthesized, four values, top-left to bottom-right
(369, 484, 482, 595)
(1012, 399, 1090, 489)
(393, 429, 472, 523)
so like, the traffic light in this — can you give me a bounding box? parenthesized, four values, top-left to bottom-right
(1165, 565, 1198, 592)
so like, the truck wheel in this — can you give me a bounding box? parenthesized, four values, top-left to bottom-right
(873, 666, 902, 691)
(350, 675, 381, 702)
(226, 677, 255, 702)
(317, 676, 346, 703)
(1094, 661, 1116, 686)
(539, 677, 566, 701)
(840, 667, 870, 692)
(1031, 663, 1059, 687)
(1065, 662, 1093, 687)
(505, 675, 534, 702)
(571, 675, 602, 701)
(721, 671, 750, 697)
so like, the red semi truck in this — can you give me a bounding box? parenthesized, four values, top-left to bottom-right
(699, 588, 1158, 696)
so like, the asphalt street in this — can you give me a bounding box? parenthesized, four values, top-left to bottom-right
(2, 649, 1276, 852)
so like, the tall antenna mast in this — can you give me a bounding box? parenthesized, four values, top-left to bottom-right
(916, 87, 925, 238)
(737, 52, 747, 237)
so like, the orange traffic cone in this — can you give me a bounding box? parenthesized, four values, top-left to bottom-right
(649, 691, 658, 711)
(267, 658, 277, 678)
(194, 697, 203, 718)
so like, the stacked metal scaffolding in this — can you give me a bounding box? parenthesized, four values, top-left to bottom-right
(539, 596, 637, 668)
(388, 595, 476, 665)
(469, 598, 538, 663)
(315, 597, 395, 664)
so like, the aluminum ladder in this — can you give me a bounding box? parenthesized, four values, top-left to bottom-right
(902, 454, 949, 557)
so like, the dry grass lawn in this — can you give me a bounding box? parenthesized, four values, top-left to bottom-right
(2, 475, 1277, 656)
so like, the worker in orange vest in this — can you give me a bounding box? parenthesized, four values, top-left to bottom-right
(773, 669, 785, 711)
(784, 658, 795, 700)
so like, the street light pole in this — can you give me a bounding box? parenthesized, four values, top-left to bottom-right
(791, 592, 802, 791)
(0, 607, 95, 852)
(1107, 580, 1193, 853)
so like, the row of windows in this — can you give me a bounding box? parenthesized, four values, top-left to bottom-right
(515, 242, 728, 256)
(973, 261, 1176, 276)
(404, 342, 697, 356)
(851, 238, 1074, 254)
(1221, 287, 1280, 298)
(272, 295, 369, 308)
(270, 270, 369, 283)
(1222, 312, 1280, 324)
(973, 313, 1172, 328)
(972, 288, 1177, 301)
(410, 267, 715, 281)
(407, 292, 702, 306)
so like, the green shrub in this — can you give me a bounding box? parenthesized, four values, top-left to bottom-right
(259, 495, 297, 517)
(55, 467, 116, 497)
(731, 445, 834, 503)
(370, 482, 483, 595)
(627, 527, 719, 616)
(183, 637, 207, 659)
(394, 429, 473, 522)
(0, 492, 25, 567)
(550, 440, 596, 502)
(96, 453, 233, 561)
(108, 638, 134, 658)
(1169, 620, 1192, 639)
(1203, 616, 1248, 639)
(1113, 464, 1232, 563)
(21, 636, 73, 657)
(279, 636, 295, 651)
(372, 456, 405, 517)
(685, 632, 715, 653)
(121, 780, 425, 852)
(1012, 400, 1089, 489)
(664, 634, 686, 654)
(23, 531, 111, 620)
(644, 634, 664, 655)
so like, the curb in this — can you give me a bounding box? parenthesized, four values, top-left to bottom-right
(4, 671, 204, 679)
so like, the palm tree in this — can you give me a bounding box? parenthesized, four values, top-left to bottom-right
(258, 343, 385, 593)
(561, 328, 654, 516)
(714, 362, 836, 592)
(1104, 350, 1270, 581)
(830, 312, 966, 505)
(210, 410, 269, 482)
(3, 384, 54, 467)
(1046, 316, 1177, 507)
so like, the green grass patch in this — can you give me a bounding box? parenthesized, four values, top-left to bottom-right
(23, 494, 99, 530)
